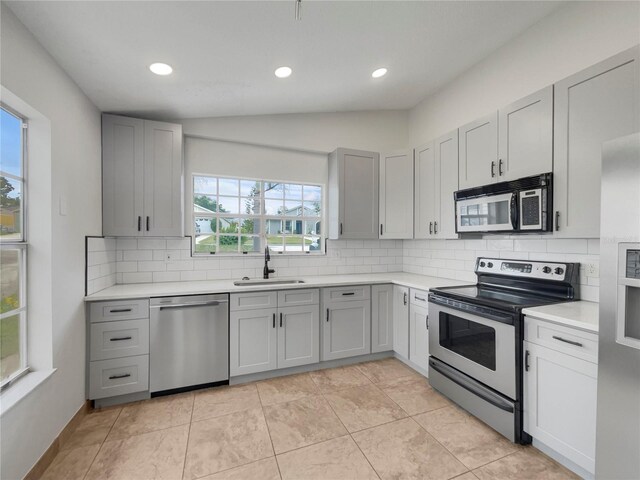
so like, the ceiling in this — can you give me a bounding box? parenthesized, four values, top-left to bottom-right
(7, 1, 566, 119)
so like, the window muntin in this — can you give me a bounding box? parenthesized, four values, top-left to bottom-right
(193, 175, 322, 255)
(0, 105, 28, 388)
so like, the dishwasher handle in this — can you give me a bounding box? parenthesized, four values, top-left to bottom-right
(152, 300, 228, 310)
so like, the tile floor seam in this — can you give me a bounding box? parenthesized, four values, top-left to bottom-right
(78, 406, 124, 480)
(181, 392, 196, 480)
(259, 394, 282, 479)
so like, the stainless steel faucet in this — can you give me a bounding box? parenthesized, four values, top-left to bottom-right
(263, 247, 275, 279)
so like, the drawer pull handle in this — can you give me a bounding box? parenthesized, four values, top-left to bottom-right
(108, 373, 131, 380)
(110, 336, 132, 342)
(414, 296, 426, 302)
(552, 335, 583, 347)
(342, 292, 355, 296)
(109, 308, 132, 313)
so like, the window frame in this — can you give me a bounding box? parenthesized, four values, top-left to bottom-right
(0, 104, 29, 391)
(192, 174, 324, 256)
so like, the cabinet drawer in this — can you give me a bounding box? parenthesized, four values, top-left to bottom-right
(323, 285, 370, 303)
(230, 291, 278, 311)
(89, 355, 149, 399)
(278, 289, 319, 307)
(525, 317, 598, 363)
(89, 299, 149, 323)
(410, 288, 429, 307)
(90, 318, 149, 361)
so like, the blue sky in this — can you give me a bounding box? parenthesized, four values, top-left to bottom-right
(1, 108, 22, 179)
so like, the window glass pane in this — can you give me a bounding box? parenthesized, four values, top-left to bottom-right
(304, 220, 321, 236)
(0, 178, 22, 239)
(264, 199, 284, 216)
(218, 196, 240, 214)
(219, 217, 240, 235)
(194, 176, 216, 195)
(0, 108, 22, 178)
(284, 183, 302, 200)
(304, 200, 321, 217)
(194, 234, 216, 254)
(218, 178, 239, 196)
(284, 236, 304, 253)
(303, 185, 321, 202)
(264, 182, 284, 199)
(240, 180, 260, 197)
(194, 194, 217, 214)
(241, 197, 261, 215)
(219, 235, 239, 253)
(266, 234, 284, 253)
(304, 236, 321, 252)
(194, 216, 215, 234)
(241, 236, 261, 253)
(1, 313, 22, 381)
(240, 218, 260, 235)
(284, 200, 303, 217)
(1, 249, 22, 312)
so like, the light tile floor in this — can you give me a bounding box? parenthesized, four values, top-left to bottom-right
(41, 358, 579, 480)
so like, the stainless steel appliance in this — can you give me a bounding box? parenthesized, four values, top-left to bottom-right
(595, 133, 640, 479)
(429, 258, 579, 443)
(150, 294, 229, 394)
(455, 173, 552, 234)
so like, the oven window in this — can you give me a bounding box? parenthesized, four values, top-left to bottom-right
(460, 201, 509, 227)
(439, 312, 496, 370)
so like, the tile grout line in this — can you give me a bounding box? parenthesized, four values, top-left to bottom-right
(256, 380, 284, 480)
(80, 406, 125, 480)
(181, 392, 196, 480)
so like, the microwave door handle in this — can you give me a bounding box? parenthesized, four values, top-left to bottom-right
(510, 193, 518, 230)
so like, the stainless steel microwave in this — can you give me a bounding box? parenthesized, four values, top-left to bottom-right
(454, 173, 553, 234)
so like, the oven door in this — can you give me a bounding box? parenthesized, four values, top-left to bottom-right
(429, 298, 516, 399)
(456, 192, 517, 233)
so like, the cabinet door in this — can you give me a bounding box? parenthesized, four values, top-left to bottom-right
(554, 46, 639, 238)
(393, 285, 409, 359)
(409, 302, 429, 373)
(102, 114, 144, 236)
(322, 300, 371, 361)
(413, 142, 436, 239)
(523, 341, 597, 474)
(371, 285, 394, 353)
(230, 309, 277, 376)
(459, 112, 499, 189)
(277, 305, 319, 369)
(379, 150, 414, 239)
(498, 86, 553, 181)
(143, 120, 183, 237)
(338, 149, 380, 239)
(434, 130, 459, 239)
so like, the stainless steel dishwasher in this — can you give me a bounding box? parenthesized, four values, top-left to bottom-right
(149, 294, 228, 394)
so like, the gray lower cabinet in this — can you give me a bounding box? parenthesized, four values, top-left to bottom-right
(393, 285, 409, 359)
(322, 286, 371, 361)
(230, 289, 320, 376)
(409, 301, 429, 373)
(371, 284, 394, 353)
(87, 299, 150, 400)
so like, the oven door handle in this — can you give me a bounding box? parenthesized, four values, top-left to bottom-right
(428, 294, 515, 325)
(510, 192, 518, 230)
(429, 359, 514, 413)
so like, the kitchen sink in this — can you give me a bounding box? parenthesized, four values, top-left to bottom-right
(233, 278, 306, 286)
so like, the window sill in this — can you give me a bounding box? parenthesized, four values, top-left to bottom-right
(0, 368, 56, 418)
(192, 252, 327, 258)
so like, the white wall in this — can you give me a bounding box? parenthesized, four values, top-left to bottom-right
(409, 1, 640, 145)
(0, 4, 102, 480)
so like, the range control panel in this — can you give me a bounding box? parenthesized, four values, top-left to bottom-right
(475, 258, 569, 281)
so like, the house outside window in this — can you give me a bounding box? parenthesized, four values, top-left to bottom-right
(193, 175, 323, 255)
(0, 105, 28, 388)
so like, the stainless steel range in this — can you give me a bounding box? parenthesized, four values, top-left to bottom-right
(428, 258, 580, 443)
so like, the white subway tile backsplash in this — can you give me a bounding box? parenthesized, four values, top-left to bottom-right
(138, 238, 167, 250)
(116, 238, 138, 250)
(547, 239, 588, 254)
(122, 272, 152, 284)
(116, 261, 138, 273)
(153, 271, 181, 283)
(123, 250, 153, 261)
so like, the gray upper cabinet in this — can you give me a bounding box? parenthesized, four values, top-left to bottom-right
(498, 86, 553, 181)
(414, 130, 458, 239)
(554, 46, 639, 238)
(102, 114, 183, 237)
(379, 150, 414, 239)
(459, 112, 498, 189)
(328, 148, 379, 239)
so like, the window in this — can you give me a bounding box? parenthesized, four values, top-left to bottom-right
(193, 175, 323, 255)
(0, 105, 28, 388)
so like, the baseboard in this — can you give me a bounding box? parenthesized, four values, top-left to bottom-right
(23, 400, 91, 480)
(532, 439, 594, 480)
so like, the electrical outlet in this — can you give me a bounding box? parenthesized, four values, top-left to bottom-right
(585, 262, 599, 277)
(165, 252, 173, 262)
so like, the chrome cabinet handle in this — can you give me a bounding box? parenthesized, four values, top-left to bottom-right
(110, 336, 132, 342)
(414, 296, 426, 302)
(326, 308, 330, 322)
(552, 335, 583, 347)
(403, 292, 407, 305)
(498, 158, 504, 176)
(525, 350, 530, 371)
(109, 308, 132, 313)
(425, 315, 429, 330)
(555, 211, 560, 231)
(434, 221, 438, 234)
(429, 222, 433, 235)
(108, 373, 131, 380)
(273, 313, 276, 328)
(491, 161, 496, 177)
(280, 312, 283, 328)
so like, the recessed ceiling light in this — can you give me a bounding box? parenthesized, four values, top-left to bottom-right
(372, 68, 387, 78)
(275, 66, 292, 78)
(149, 63, 173, 75)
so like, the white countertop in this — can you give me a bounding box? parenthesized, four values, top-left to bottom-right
(522, 301, 599, 333)
(84, 272, 470, 301)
